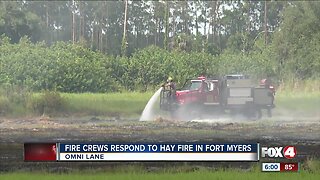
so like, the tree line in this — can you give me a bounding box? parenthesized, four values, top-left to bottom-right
(0, 1, 319, 92)
(0, 1, 285, 55)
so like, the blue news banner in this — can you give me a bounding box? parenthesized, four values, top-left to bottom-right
(57, 143, 259, 161)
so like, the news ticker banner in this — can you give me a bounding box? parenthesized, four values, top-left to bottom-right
(24, 143, 259, 161)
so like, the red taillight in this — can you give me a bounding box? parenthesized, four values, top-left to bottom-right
(269, 86, 275, 93)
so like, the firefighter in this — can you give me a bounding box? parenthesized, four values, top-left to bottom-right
(260, 75, 273, 88)
(163, 77, 176, 100)
(160, 77, 176, 112)
(166, 77, 176, 91)
(260, 79, 270, 88)
(260, 75, 275, 117)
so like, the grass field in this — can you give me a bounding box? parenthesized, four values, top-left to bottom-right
(0, 89, 319, 118)
(54, 91, 320, 117)
(62, 92, 153, 117)
(1, 170, 319, 180)
(276, 92, 320, 112)
(0, 91, 154, 117)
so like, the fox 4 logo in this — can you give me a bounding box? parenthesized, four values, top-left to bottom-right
(261, 146, 297, 159)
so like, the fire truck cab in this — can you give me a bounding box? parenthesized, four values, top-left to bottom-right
(175, 76, 220, 106)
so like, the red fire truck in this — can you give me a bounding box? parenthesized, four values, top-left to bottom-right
(160, 75, 275, 119)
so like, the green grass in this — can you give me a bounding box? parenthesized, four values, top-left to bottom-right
(275, 91, 320, 113)
(1, 169, 319, 180)
(51, 91, 320, 117)
(0, 91, 153, 118)
(0, 88, 319, 118)
(62, 92, 153, 117)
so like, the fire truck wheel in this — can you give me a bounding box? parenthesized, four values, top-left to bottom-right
(257, 109, 262, 119)
(245, 107, 262, 120)
(267, 108, 272, 117)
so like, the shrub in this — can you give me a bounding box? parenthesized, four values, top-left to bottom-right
(303, 158, 320, 173)
(29, 91, 67, 115)
(0, 96, 10, 115)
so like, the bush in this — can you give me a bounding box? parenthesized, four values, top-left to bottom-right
(0, 96, 10, 115)
(0, 85, 31, 116)
(303, 158, 320, 173)
(0, 39, 118, 93)
(29, 91, 67, 115)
